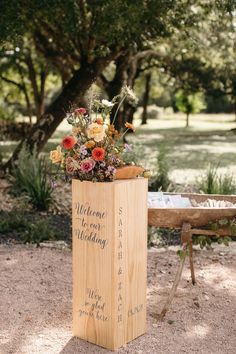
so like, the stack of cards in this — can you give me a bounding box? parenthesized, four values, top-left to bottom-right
(148, 192, 192, 208)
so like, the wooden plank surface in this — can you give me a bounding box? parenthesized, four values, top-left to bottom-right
(72, 178, 148, 350)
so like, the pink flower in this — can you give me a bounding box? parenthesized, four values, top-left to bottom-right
(80, 158, 95, 173)
(66, 163, 75, 174)
(66, 157, 78, 174)
(74, 107, 87, 116)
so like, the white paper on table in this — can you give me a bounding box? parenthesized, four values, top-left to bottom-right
(148, 192, 192, 208)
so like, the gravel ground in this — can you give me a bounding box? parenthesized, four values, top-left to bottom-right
(0, 243, 236, 354)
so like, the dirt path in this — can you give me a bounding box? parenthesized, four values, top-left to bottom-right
(0, 243, 236, 354)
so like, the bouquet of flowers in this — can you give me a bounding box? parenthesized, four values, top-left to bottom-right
(50, 87, 145, 182)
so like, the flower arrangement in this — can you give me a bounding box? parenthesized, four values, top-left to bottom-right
(50, 87, 145, 182)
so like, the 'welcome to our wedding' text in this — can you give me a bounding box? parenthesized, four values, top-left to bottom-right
(73, 202, 108, 249)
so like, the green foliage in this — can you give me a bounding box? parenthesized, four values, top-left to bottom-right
(0, 103, 16, 121)
(0, 1, 195, 48)
(0, 208, 28, 233)
(149, 147, 171, 191)
(147, 226, 160, 248)
(208, 217, 236, 238)
(193, 235, 212, 249)
(0, 209, 62, 246)
(192, 216, 234, 249)
(197, 164, 236, 195)
(10, 145, 54, 210)
(175, 91, 206, 115)
(177, 249, 188, 259)
(193, 234, 231, 249)
(22, 219, 57, 246)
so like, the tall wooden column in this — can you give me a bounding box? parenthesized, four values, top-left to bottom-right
(72, 178, 148, 350)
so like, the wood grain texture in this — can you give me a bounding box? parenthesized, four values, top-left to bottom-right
(148, 192, 236, 228)
(72, 178, 148, 350)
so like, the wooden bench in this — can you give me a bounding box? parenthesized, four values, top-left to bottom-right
(148, 193, 236, 319)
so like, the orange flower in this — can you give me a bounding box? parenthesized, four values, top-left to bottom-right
(62, 135, 77, 149)
(125, 122, 135, 132)
(92, 147, 106, 161)
(96, 117, 103, 125)
(85, 140, 96, 149)
(108, 124, 115, 132)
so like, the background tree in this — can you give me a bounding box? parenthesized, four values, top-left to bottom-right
(1, 0, 201, 168)
(0, 40, 60, 125)
(175, 91, 206, 127)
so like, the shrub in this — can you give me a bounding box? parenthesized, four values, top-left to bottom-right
(22, 219, 57, 245)
(149, 147, 171, 191)
(197, 164, 236, 195)
(0, 208, 28, 234)
(0, 209, 64, 246)
(10, 145, 54, 210)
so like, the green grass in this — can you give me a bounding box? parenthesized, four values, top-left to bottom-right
(126, 113, 236, 185)
(1, 113, 236, 186)
(197, 164, 236, 194)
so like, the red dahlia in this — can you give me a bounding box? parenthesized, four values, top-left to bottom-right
(92, 147, 106, 161)
(62, 135, 76, 149)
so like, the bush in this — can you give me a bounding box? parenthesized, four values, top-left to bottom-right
(149, 147, 171, 191)
(22, 219, 58, 245)
(197, 164, 236, 195)
(10, 145, 54, 210)
(0, 209, 64, 246)
(0, 208, 28, 234)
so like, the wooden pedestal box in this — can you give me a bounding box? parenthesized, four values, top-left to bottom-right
(72, 178, 148, 350)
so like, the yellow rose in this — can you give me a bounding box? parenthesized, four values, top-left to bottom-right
(50, 146, 62, 164)
(87, 123, 106, 142)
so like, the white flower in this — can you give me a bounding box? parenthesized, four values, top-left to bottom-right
(121, 85, 138, 103)
(101, 99, 114, 108)
(87, 122, 106, 142)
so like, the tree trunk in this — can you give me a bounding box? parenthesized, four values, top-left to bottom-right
(122, 58, 139, 125)
(36, 69, 47, 121)
(124, 102, 136, 124)
(26, 54, 47, 122)
(23, 87, 33, 126)
(234, 96, 236, 122)
(141, 73, 151, 125)
(186, 112, 190, 128)
(4, 58, 113, 169)
(108, 55, 130, 131)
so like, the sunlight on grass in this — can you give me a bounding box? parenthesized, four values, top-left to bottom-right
(2, 114, 236, 186)
(125, 114, 236, 184)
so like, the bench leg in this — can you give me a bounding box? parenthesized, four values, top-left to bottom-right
(158, 245, 187, 321)
(158, 223, 196, 320)
(189, 239, 196, 285)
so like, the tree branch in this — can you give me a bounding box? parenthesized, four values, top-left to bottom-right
(0, 75, 23, 89)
